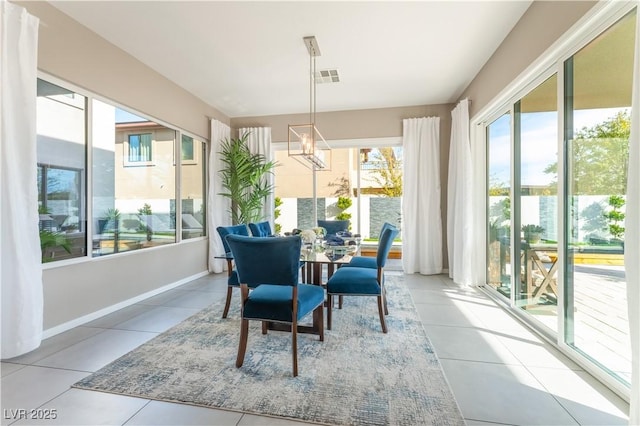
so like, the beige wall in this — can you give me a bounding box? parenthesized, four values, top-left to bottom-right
(461, 1, 598, 117)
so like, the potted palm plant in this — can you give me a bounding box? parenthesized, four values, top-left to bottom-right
(218, 132, 277, 225)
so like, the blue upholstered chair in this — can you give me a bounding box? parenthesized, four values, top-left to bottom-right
(248, 221, 272, 237)
(326, 226, 399, 333)
(216, 224, 250, 318)
(343, 222, 396, 269)
(226, 234, 325, 377)
(317, 219, 350, 238)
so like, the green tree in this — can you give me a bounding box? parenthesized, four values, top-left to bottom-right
(368, 147, 402, 197)
(544, 110, 629, 195)
(274, 196, 283, 235)
(604, 194, 625, 240)
(137, 203, 153, 241)
(335, 196, 352, 225)
(580, 201, 608, 235)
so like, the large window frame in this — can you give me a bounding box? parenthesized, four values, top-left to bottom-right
(272, 137, 402, 246)
(38, 72, 209, 266)
(474, 1, 636, 401)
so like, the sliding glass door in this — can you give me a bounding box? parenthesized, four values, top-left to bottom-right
(487, 113, 511, 296)
(563, 9, 634, 383)
(274, 142, 402, 252)
(484, 6, 635, 388)
(515, 75, 559, 331)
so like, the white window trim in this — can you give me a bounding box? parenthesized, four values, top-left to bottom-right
(471, 0, 637, 402)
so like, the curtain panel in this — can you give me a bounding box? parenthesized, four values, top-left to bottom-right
(624, 9, 640, 425)
(447, 99, 475, 285)
(401, 117, 443, 275)
(239, 127, 274, 229)
(207, 119, 231, 273)
(0, 1, 41, 359)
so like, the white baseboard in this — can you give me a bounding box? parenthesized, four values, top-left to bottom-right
(42, 270, 210, 339)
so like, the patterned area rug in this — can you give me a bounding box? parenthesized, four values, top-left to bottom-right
(73, 274, 464, 425)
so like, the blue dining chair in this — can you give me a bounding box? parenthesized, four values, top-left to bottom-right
(317, 219, 350, 238)
(326, 226, 399, 333)
(216, 224, 250, 318)
(226, 234, 325, 377)
(343, 222, 396, 269)
(248, 221, 273, 237)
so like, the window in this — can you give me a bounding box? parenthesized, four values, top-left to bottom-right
(92, 101, 177, 255)
(181, 134, 195, 162)
(181, 135, 206, 239)
(36, 79, 87, 263)
(274, 142, 402, 254)
(562, 9, 634, 384)
(482, 5, 636, 392)
(487, 112, 511, 295)
(515, 74, 559, 330)
(127, 133, 152, 163)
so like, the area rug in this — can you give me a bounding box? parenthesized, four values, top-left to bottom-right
(73, 274, 465, 425)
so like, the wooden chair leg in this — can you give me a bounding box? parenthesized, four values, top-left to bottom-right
(262, 321, 268, 334)
(339, 295, 343, 309)
(313, 305, 324, 341)
(377, 295, 388, 333)
(292, 319, 298, 377)
(327, 294, 333, 330)
(222, 286, 233, 318)
(383, 286, 389, 315)
(236, 318, 249, 367)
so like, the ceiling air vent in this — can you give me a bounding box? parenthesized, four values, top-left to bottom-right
(315, 69, 340, 84)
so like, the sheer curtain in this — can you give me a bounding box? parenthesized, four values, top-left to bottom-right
(625, 9, 639, 425)
(447, 99, 474, 285)
(207, 119, 230, 273)
(0, 1, 41, 359)
(239, 127, 274, 228)
(402, 117, 442, 274)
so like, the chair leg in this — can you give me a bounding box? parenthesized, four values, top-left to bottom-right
(292, 319, 298, 377)
(339, 295, 343, 309)
(222, 286, 233, 318)
(377, 295, 388, 333)
(262, 321, 268, 334)
(327, 294, 333, 330)
(236, 318, 249, 367)
(383, 287, 389, 315)
(313, 304, 324, 341)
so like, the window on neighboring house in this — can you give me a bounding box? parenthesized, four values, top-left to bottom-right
(127, 133, 152, 163)
(36, 78, 87, 263)
(181, 134, 194, 161)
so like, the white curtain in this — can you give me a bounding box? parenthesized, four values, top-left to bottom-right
(402, 117, 442, 275)
(239, 127, 274, 228)
(207, 119, 230, 273)
(447, 99, 474, 285)
(625, 8, 640, 425)
(0, 1, 41, 359)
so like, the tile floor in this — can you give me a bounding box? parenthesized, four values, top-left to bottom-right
(1, 266, 630, 426)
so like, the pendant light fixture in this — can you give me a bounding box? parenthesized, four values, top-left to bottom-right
(288, 36, 331, 170)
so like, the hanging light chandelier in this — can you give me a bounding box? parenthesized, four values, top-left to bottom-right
(288, 36, 331, 170)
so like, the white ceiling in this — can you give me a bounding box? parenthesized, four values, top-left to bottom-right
(50, 1, 532, 118)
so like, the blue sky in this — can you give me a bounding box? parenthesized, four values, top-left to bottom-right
(489, 107, 629, 188)
(115, 108, 145, 123)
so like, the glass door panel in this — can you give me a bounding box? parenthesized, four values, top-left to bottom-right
(564, 9, 634, 384)
(487, 113, 512, 297)
(515, 75, 559, 331)
(274, 145, 402, 256)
